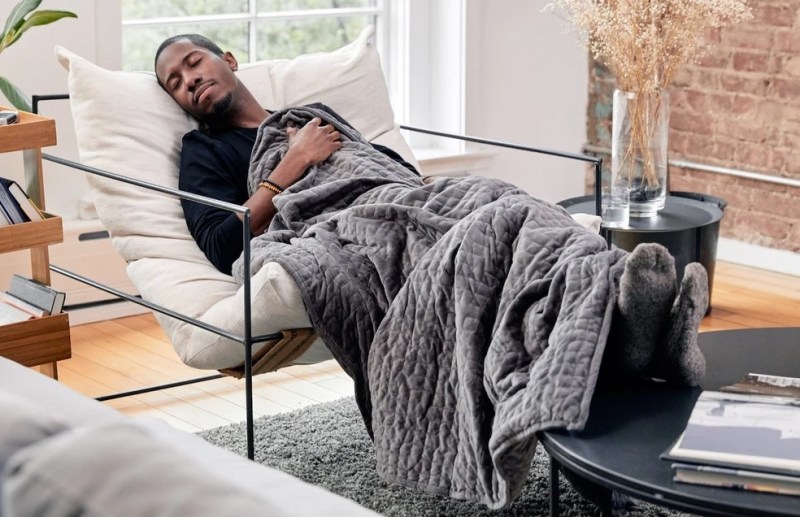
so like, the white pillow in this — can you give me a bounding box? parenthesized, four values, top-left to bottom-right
(56, 26, 415, 369)
(571, 212, 602, 233)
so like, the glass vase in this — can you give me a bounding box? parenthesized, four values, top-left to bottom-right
(609, 89, 669, 219)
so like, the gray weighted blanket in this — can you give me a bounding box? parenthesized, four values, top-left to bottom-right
(232, 106, 628, 508)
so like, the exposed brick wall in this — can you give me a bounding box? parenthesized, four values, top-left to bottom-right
(586, 0, 800, 253)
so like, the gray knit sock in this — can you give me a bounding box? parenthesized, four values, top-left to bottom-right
(609, 243, 677, 374)
(654, 263, 708, 387)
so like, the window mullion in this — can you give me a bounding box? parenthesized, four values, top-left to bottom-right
(249, 0, 257, 63)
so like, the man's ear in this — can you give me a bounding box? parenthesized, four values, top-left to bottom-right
(223, 51, 239, 72)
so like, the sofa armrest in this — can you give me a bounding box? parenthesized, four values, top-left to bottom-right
(0, 356, 121, 427)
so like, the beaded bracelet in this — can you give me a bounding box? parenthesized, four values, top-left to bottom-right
(258, 179, 285, 195)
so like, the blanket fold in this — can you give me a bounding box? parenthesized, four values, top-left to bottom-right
(232, 106, 627, 508)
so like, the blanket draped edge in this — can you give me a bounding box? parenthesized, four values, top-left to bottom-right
(232, 107, 628, 509)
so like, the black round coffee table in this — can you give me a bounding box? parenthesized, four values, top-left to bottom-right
(538, 327, 800, 517)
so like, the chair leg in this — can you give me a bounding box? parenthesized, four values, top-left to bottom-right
(245, 342, 255, 460)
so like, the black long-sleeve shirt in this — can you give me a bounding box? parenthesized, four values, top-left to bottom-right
(179, 103, 417, 274)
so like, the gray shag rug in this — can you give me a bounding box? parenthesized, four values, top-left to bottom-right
(200, 397, 691, 516)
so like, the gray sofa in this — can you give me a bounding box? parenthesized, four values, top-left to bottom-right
(0, 356, 378, 517)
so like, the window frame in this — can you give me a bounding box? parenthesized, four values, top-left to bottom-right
(122, 1, 383, 63)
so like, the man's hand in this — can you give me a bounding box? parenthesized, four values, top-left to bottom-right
(243, 117, 341, 234)
(286, 117, 342, 168)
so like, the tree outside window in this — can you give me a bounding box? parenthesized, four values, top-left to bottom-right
(122, 0, 378, 71)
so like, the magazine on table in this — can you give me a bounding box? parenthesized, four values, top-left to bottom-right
(720, 373, 800, 399)
(672, 462, 800, 496)
(663, 376, 800, 495)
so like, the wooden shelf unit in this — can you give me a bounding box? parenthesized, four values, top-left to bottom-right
(0, 313, 70, 367)
(0, 214, 63, 253)
(0, 109, 56, 153)
(0, 107, 71, 377)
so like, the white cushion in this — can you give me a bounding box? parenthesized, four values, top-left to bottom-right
(56, 26, 415, 369)
(2, 420, 379, 517)
(0, 391, 68, 481)
(571, 212, 602, 233)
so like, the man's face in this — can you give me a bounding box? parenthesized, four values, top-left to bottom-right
(155, 40, 239, 124)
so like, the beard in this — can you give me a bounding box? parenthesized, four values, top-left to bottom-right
(198, 92, 233, 127)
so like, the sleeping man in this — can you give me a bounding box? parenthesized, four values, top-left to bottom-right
(155, 34, 708, 509)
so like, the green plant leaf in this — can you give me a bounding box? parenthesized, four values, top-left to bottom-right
(2, 0, 42, 39)
(0, 75, 31, 112)
(6, 10, 77, 47)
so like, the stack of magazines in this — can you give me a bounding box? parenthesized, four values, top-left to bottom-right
(663, 373, 800, 496)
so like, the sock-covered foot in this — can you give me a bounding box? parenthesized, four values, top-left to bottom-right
(655, 263, 708, 386)
(608, 243, 677, 374)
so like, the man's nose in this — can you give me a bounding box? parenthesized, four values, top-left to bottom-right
(186, 74, 202, 92)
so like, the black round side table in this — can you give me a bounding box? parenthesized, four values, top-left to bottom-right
(559, 194, 724, 308)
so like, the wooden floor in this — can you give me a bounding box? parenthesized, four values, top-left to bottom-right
(57, 261, 800, 433)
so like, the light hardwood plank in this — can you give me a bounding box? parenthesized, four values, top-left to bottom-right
(56, 261, 799, 432)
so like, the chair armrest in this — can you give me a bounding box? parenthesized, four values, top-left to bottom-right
(401, 125, 603, 216)
(41, 153, 270, 343)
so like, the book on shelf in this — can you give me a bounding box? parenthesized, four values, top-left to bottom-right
(0, 291, 49, 317)
(0, 177, 44, 225)
(0, 299, 36, 324)
(0, 189, 22, 224)
(663, 380, 800, 495)
(8, 274, 66, 315)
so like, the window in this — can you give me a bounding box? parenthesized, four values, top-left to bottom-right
(121, 0, 466, 154)
(121, 0, 381, 71)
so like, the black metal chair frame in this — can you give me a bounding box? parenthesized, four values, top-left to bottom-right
(33, 94, 603, 461)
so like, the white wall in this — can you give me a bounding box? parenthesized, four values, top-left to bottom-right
(464, 0, 588, 203)
(0, 0, 121, 218)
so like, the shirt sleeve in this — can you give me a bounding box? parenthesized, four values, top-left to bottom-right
(178, 131, 246, 275)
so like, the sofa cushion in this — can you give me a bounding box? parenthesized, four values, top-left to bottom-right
(1, 419, 379, 517)
(0, 357, 121, 427)
(0, 391, 68, 477)
(0, 390, 69, 515)
(2, 422, 280, 517)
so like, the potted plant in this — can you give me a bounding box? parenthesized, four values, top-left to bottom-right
(545, 0, 751, 225)
(0, 0, 76, 112)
